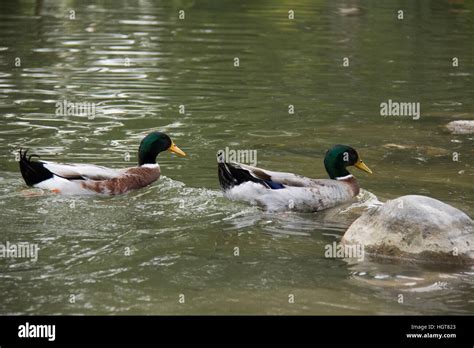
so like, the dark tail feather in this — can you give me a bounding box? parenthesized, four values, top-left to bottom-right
(18, 149, 53, 186)
(218, 162, 237, 190)
(218, 162, 272, 191)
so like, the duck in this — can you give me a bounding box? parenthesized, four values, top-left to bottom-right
(217, 144, 372, 212)
(19, 131, 186, 195)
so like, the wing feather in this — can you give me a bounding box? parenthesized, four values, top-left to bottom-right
(41, 161, 124, 181)
(235, 163, 319, 187)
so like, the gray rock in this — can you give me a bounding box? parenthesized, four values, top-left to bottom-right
(342, 195, 474, 264)
(338, 7, 361, 16)
(446, 120, 474, 134)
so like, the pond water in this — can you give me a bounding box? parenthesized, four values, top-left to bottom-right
(0, 0, 473, 314)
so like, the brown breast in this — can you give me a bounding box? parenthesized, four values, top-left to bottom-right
(338, 176, 360, 197)
(81, 166, 161, 195)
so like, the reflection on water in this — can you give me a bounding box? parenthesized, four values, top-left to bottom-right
(0, 0, 473, 314)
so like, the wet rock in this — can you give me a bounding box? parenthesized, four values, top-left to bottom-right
(338, 7, 361, 16)
(383, 143, 409, 150)
(382, 143, 449, 156)
(420, 146, 450, 156)
(446, 120, 474, 134)
(342, 195, 474, 264)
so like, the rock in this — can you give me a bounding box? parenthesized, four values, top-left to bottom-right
(446, 120, 474, 134)
(420, 146, 450, 157)
(338, 7, 361, 16)
(342, 195, 474, 264)
(382, 143, 409, 150)
(382, 143, 449, 156)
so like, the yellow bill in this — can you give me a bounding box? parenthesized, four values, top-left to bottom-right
(354, 159, 372, 174)
(169, 142, 186, 157)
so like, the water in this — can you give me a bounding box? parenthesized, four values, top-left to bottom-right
(0, 0, 473, 314)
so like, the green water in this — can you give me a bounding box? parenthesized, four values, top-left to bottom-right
(0, 0, 473, 314)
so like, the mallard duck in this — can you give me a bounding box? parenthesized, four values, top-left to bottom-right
(19, 131, 186, 195)
(217, 144, 372, 212)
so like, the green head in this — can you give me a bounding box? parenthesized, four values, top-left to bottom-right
(138, 132, 186, 165)
(324, 144, 372, 179)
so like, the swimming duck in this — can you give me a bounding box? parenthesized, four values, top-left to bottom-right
(217, 144, 372, 212)
(19, 131, 186, 195)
